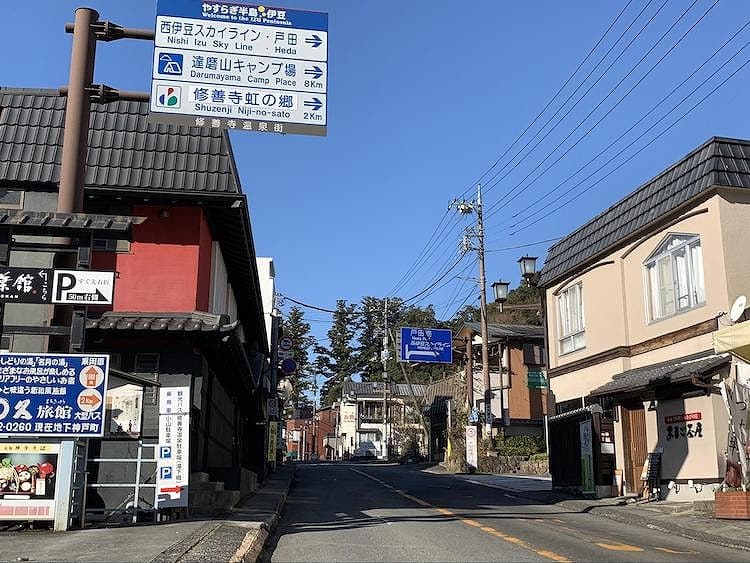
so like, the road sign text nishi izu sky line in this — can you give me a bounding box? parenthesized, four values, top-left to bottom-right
(150, 0, 328, 137)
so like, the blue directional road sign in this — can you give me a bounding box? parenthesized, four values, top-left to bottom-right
(150, 0, 328, 137)
(399, 327, 453, 364)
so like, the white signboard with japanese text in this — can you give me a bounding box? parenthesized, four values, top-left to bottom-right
(465, 425, 477, 470)
(157, 386, 190, 508)
(52, 270, 115, 305)
(151, 0, 328, 136)
(0, 268, 114, 305)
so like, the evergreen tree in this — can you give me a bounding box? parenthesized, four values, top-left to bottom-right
(315, 300, 362, 405)
(280, 307, 317, 410)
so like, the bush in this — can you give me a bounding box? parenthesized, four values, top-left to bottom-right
(493, 435, 544, 457)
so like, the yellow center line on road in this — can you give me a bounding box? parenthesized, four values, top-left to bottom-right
(348, 468, 571, 563)
(654, 547, 699, 555)
(594, 542, 644, 552)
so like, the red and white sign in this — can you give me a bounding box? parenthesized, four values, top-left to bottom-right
(664, 412, 702, 424)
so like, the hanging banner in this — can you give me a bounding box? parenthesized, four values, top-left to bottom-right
(465, 425, 477, 470)
(157, 387, 190, 508)
(268, 421, 278, 462)
(579, 419, 595, 494)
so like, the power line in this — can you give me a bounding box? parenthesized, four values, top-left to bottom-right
(484, 0, 717, 223)
(387, 0, 666, 304)
(452, 0, 638, 202)
(478, 0, 667, 204)
(508, 55, 750, 236)
(493, 20, 750, 235)
(401, 252, 470, 304)
(279, 294, 363, 315)
(382, 2, 638, 300)
(485, 236, 563, 253)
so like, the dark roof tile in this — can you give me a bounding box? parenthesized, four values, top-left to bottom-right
(0, 87, 240, 194)
(539, 138, 750, 286)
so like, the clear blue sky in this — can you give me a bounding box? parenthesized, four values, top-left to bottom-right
(3, 1, 750, 345)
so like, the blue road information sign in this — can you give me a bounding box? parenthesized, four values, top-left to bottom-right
(399, 327, 453, 364)
(150, 0, 328, 137)
(0, 353, 109, 437)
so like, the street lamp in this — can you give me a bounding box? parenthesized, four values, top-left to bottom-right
(518, 255, 538, 281)
(492, 280, 510, 311)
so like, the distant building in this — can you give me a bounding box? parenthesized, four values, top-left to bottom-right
(337, 381, 427, 460)
(455, 322, 549, 438)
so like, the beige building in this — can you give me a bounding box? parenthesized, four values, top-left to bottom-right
(540, 137, 750, 500)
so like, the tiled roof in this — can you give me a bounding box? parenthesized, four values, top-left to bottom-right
(463, 321, 544, 339)
(589, 352, 730, 397)
(0, 209, 144, 235)
(341, 380, 427, 399)
(86, 311, 234, 332)
(0, 88, 240, 194)
(539, 137, 750, 287)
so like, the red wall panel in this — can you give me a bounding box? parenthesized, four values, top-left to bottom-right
(92, 205, 214, 313)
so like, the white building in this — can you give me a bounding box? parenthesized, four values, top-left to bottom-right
(337, 380, 427, 460)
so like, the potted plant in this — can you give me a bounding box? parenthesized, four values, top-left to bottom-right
(715, 460, 750, 519)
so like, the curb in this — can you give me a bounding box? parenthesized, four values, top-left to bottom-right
(234, 467, 295, 563)
(578, 504, 750, 553)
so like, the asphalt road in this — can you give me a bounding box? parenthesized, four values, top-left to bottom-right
(265, 463, 747, 562)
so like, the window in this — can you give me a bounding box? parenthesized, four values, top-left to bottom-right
(93, 238, 131, 253)
(558, 283, 585, 354)
(134, 353, 159, 374)
(644, 234, 705, 321)
(0, 190, 23, 209)
(359, 401, 383, 422)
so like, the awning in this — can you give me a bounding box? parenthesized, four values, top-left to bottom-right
(589, 351, 730, 397)
(714, 319, 750, 362)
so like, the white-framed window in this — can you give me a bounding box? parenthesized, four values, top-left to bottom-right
(558, 283, 585, 354)
(644, 234, 705, 321)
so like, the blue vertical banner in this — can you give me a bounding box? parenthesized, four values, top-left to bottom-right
(0, 353, 109, 437)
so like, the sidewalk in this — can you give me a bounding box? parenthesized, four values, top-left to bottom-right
(431, 466, 750, 552)
(0, 464, 295, 563)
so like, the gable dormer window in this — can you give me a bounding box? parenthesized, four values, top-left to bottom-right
(644, 234, 705, 321)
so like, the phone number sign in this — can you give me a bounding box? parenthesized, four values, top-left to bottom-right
(0, 353, 109, 437)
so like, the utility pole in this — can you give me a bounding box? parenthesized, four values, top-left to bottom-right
(381, 298, 390, 460)
(450, 185, 493, 443)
